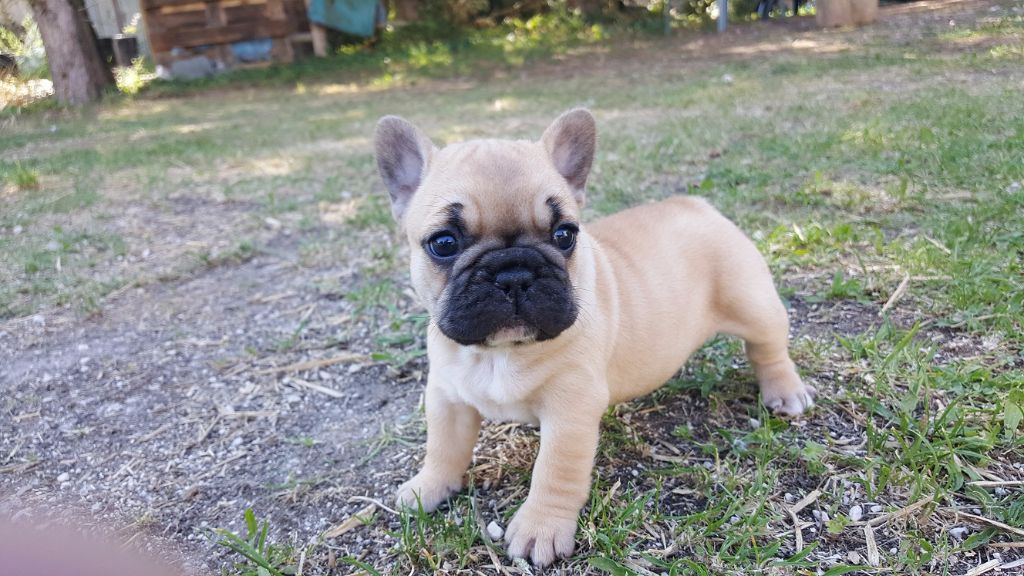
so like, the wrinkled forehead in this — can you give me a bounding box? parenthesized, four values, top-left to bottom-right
(411, 139, 578, 239)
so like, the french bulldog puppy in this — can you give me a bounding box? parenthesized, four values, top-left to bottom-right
(374, 109, 815, 567)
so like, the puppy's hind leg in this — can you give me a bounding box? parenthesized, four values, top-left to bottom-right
(717, 260, 815, 416)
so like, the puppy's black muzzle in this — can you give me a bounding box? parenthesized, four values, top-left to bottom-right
(494, 267, 535, 296)
(438, 245, 577, 346)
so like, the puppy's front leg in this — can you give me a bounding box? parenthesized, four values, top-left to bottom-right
(505, 396, 604, 567)
(396, 381, 481, 512)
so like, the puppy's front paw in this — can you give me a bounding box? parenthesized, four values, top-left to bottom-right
(505, 501, 577, 567)
(395, 472, 461, 512)
(762, 381, 817, 416)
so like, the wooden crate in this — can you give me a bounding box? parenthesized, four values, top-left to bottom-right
(141, 0, 309, 69)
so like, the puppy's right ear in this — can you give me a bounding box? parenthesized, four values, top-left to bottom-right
(541, 108, 596, 207)
(374, 116, 436, 222)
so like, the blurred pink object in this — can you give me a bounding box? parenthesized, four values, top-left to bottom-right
(0, 521, 184, 576)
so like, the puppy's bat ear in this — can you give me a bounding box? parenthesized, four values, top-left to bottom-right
(375, 116, 436, 222)
(541, 108, 596, 206)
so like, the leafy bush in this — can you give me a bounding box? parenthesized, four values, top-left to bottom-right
(336, 3, 605, 75)
(0, 17, 48, 79)
(114, 57, 152, 95)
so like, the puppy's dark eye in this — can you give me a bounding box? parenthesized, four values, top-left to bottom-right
(552, 224, 577, 252)
(427, 232, 460, 259)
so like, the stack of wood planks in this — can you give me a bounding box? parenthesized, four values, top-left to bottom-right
(140, 0, 310, 69)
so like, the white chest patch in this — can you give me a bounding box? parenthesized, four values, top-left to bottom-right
(444, 350, 539, 425)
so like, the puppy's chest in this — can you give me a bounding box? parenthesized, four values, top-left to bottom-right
(442, 354, 539, 425)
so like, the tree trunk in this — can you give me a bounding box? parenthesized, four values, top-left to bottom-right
(28, 0, 113, 105)
(394, 0, 418, 22)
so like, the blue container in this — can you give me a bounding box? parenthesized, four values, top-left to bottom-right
(231, 38, 274, 63)
(308, 0, 381, 38)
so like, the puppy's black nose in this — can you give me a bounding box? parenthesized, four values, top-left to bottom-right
(494, 267, 534, 293)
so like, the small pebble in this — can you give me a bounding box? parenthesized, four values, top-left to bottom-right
(870, 505, 883, 513)
(749, 418, 761, 429)
(56, 472, 70, 483)
(949, 527, 969, 539)
(849, 505, 863, 522)
(486, 520, 504, 541)
(847, 551, 861, 564)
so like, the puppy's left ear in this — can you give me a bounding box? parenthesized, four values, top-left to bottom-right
(541, 108, 596, 206)
(375, 116, 437, 222)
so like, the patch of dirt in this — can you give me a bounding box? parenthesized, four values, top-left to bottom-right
(0, 232, 423, 571)
(789, 294, 887, 340)
(491, 0, 1022, 88)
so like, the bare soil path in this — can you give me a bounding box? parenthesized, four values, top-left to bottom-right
(1, 232, 423, 569)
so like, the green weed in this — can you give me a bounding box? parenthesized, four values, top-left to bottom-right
(8, 162, 39, 190)
(213, 509, 299, 576)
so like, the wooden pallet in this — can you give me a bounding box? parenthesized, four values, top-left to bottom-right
(141, 0, 309, 68)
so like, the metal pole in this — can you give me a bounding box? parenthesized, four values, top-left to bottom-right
(718, 0, 728, 32)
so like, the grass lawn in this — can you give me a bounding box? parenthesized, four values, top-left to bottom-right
(1, 1, 1023, 574)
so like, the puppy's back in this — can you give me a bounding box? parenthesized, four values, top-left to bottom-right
(587, 195, 727, 262)
(587, 196, 772, 403)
